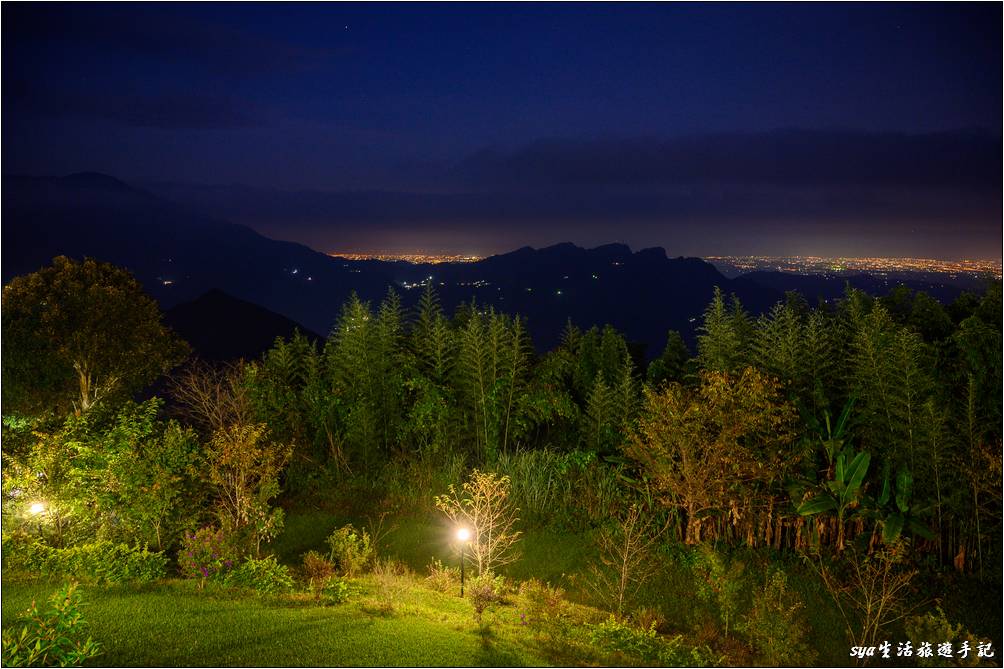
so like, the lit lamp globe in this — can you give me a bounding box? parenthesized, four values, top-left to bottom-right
(28, 502, 46, 516)
(456, 527, 471, 542)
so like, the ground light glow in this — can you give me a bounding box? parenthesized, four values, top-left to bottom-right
(28, 501, 46, 515)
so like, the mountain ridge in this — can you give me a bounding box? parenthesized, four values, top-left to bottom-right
(2, 172, 782, 356)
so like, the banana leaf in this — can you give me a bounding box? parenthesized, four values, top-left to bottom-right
(844, 451, 871, 502)
(798, 496, 838, 516)
(883, 513, 905, 543)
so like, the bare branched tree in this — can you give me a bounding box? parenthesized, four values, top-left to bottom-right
(814, 543, 920, 657)
(435, 469, 522, 575)
(588, 504, 667, 615)
(169, 360, 255, 435)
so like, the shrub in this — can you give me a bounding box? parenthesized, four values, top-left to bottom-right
(302, 550, 335, 597)
(60, 543, 168, 584)
(1, 582, 101, 667)
(224, 555, 294, 596)
(424, 557, 460, 594)
(588, 615, 721, 666)
(468, 572, 504, 626)
(178, 527, 237, 587)
(2, 537, 167, 584)
(322, 577, 356, 605)
(588, 615, 663, 663)
(371, 559, 411, 613)
(739, 569, 815, 666)
(904, 607, 981, 668)
(2, 534, 57, 573)
(691, 544, 747, 637)
(326, 525, 373, 577)
(517, 578, 571, 641)
(631, 606, 666, 635)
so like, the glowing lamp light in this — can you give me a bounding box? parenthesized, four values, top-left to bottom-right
(28, 501, 46, 516)
(455, 526, 472, 597)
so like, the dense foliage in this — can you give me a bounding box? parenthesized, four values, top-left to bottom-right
(2, 256, 1000, 666)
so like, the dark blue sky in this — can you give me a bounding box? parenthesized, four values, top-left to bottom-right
(3, 2, 1001, 258)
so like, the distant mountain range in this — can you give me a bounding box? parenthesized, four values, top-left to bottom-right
(1, 173, 981, 359)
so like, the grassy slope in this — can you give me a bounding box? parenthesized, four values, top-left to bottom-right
(0, 576, 549, 667)
(6, 507, 997, 666)
(274, 509, 853, 666)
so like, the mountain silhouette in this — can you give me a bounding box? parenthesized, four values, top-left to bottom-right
(2, 173, 787, 357)
(165, 289, 321, 362)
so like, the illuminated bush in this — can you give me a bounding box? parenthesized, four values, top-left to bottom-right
(326, 524, 373, 577)
(224, 555, 294, 596)
(1, 582, 101, 667)
(178, 527, 237, 588)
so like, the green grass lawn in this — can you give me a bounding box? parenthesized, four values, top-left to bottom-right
(1, 576, 550, 667)
(8, 507, 994, 667)
(242, 508, 859, 667)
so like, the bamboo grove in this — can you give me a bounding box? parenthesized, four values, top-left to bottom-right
(242, 282, 1001, 576)
(5, 270, 998, 579)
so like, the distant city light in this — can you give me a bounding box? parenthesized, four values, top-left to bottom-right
(704, 255, 1002, 279)
(328, 252, 483, 264)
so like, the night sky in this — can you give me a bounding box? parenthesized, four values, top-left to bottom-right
(3, 2, 1001, 258)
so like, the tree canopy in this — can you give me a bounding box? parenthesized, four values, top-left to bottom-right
(2, 256, 188, 415)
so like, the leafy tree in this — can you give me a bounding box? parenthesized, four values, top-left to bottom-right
(207, 423, 291, 556)
(908, 292, 954, 342)
(2, 429, 80, 547)
(405, 285, 460, 458)
(2, 256, 188, 415)
(570, 325, 631, 400)
(66, 399, 204, 550)
(325, 293, 383, 462)
(583, 376, 616, 453)
(325, 290, 411, 463)
(626, 369, 799, 544)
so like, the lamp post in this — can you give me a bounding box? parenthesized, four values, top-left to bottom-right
(28, 501, 46, 540)
(456, 527, 471, 597)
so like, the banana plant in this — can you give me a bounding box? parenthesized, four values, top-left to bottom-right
(818, 397, 856, 470)
(870, 464, 935, 544)
(795, 448, 871, 551)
